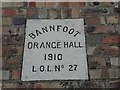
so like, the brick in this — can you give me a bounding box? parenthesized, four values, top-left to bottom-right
(29, 2, 36, 7)
(38, 83, 63, 88)
(34, 83, 42, 89)
(3, 45, 23, 57)
(0, 27, 1, 34)
(110, 80, 120, 88)
(2, 35, 24, 45)
(101, 69, 110, 78)
(85, 17, 99, 25)
(2, 35, 10, 45)
(2, 2, 27, 7)
(46, 2, 58, 7)
(94, 57, 106, 67)
(0, 47, 2, 57)
(59, 2, 69, 7)
(16, 82, 29, 88)
(12, 18, 26, 25)
(0, 83, 2, 90)
(89, 69, 102, 79)
(12, 69, 20, 80)
(71, 8, 80, 19)
(2, 9, 17, 16)
(61, 9, 71, 19)
(93, 46, 118, 56)
(91, 2, 100, 6)
(38, 9, 48, 19)
(12, 46, 23, 55)
(14, 35, 23, 45)
(110, 58, 119, 66)
(0, 9, 2, 17)
(88, 57, 107, 69)
(3, 82, 29, 88)
(2, 83, 17, 88)
(100, 16, 106, 25)
(86, 34, 103, 45)
(116, 25, 120, 34)
(1, 70, 10, 80)
(0, 35, 1, 46)
(69, 2, 86, 7)
(2, 46, 10, 57)
(83, 7, 109, 15)
(100, 2, 116, 6)
(14, 2, 27, 7)
(87, 46, 96, 55)
(36, 2, 46, 7)
(2, 17, 11, 26)
(27, 8, 38, 18)
(18, 8, 26, 16)
(107, 16, 118, 24)
(103, 35, 120, 44)
(0, 17, 2, 27)
(114, 7, 120, 14)
(2, 46, 6, 57)
(3, 56, 22, 69)
(49, 9, 58, 19)
(85, 25, 96, 34)
(109, 69, 119, 78)
(2, 26, 25, 35)
(94, 26, 115, 34)
(2, 2, 14, 7)
(0, 57, 2, 69)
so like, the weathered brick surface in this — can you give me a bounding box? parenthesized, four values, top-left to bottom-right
(1, 70, 10, 80)
(94, 26, 115, 34)
(69, 2, 86, 7)
(12, 18, 26, 25)
(103, 35, 120, 44)
(29, 2, 36, 7)
(2, 82, 29, 88)
(36, 2, 46, 7)
(2, 9, 17, 16)
(46, 2, 58, 7)
(93, 46, 118, 56)
(2, 8, 26, 17)
(2, 2, 120, 89)
(12, 69, 20, 80)
(86, 34, 103, 45)
(2, 2, 27, 8)
(106, 16, 118, 24)
(100, 16, 106, 24)
(89, 69, 102, 79)
(61, 9, 71, 19)
(2, 26, 25, 35)
(0, 57, 2, 69)
(34, 82, 63, 89)
(2, 17, 11, 26)
(71, 8, 80, 18)
(27, 8, 38, 18)
(109, 69, 119, 78)
(85, 17, 99, 25)
(110, 58, 119, 66)
(2, 35, 24, 45)
(88, 56, 107, 69)
(3, 56, 22, 69)
(38, 9, 48, 19)
(49, 9, 58, 19)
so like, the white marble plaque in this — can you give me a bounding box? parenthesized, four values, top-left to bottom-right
(21, 19, 88, 81)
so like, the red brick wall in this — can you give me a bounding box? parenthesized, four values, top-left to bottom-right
(1, 2, 120, 89)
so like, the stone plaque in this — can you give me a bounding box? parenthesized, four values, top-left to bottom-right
(21, 19, 88, 81)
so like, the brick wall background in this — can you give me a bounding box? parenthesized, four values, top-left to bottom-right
(1, 2, 120, 89)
